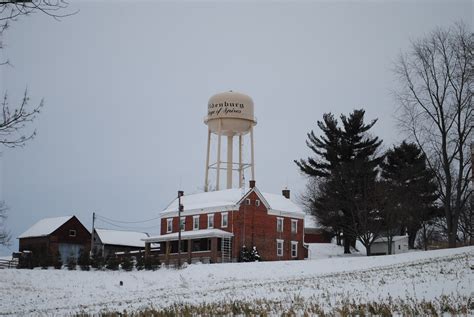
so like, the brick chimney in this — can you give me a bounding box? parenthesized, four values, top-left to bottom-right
(282, 189, 290, 199)
(249, 180, 256, 189)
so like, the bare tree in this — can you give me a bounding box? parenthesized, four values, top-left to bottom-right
(395, 22, 473, 248)
(0, 0, 74, 147)
(0, 202, 10, 246)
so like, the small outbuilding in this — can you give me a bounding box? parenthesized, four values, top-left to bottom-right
(18, 215, 91, 264)
(304, 215, 332, 243)
(371, 235, 409, 255)
(92, 228, 149, 258)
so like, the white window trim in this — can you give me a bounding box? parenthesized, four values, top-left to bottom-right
(166, 218, 173, 233)
(245, 198, 251, 205)
(208, 213, 214, 229)
(291, 219, 298, 234)
(193, 215, 200, 230)
(276, 239, 284, 257)
(221, 212, 228, 228)
(255, 199, 260, 207)
(291, 241, 298, 258)
(277, 217, 284, 233)
(69, 229, 76, 237)
(180, 217, 186, 231)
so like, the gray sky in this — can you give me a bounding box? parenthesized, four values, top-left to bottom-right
(0, 0, 472, 255)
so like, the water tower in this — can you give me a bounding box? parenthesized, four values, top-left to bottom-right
(204, 91, 257, 191)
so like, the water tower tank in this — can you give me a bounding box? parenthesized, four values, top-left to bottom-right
(204, 91, 256, 136)
(203, 91, 257, 191)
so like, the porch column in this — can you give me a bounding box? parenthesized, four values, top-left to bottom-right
(211, 238, 218, 263)
(188, 239, 192, 264)
(145, 242, 151, 258)
(165, 241, 170, 265)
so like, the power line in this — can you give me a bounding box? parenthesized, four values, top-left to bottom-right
(95, 217, 160, 231)
(95, 213, 161, 224)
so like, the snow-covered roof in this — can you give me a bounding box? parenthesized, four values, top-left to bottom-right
(161, 187, 304, 217)
(95, 229, 149, 248)
(373, 235, 408, 243)
(304, 215, 323, 229)
(144, 229, 233, 243)
(18, 216, 75, 239)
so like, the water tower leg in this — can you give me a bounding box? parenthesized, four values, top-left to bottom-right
(204, 129, 211, 192)
(250, 126, 255, 180)
(238, 135, 243, 188)
(216, 121, 222, 191)
(227, 135, 233, 189)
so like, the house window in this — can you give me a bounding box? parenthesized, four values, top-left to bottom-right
(69, 229, 76, 237)
(245, 198, 251, 205)
(166, 218, 173, 233)
(291, 241, 298, 258)
(208, 214, 214, 229)
(398, 245, 401, 250)
(193, 215, 200, 230)
(255, 199, 260, 207)
(276, 239, 283, 257)
(221, 212, 228, 228)
(277, 217, 283, 232)
(291, 219, 298, 234)
(180, 217, 186, 231)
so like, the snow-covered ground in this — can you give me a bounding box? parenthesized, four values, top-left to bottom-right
(0, 245, 472, 316)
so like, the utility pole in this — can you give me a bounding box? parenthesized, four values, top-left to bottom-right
(177, 190, 184, 268)
(90, 212, 95, 256)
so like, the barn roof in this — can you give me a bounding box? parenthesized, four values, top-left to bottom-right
(161, 187, 304, 217)
(94, 228, 149, 248)
(373, 235, 408, 243)
(18, 216, 75, 239)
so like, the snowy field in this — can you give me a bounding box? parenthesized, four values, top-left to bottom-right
(0, 245, 472, 316)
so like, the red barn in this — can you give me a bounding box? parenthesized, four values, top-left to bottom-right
(144, 181, 306, 264)
(18, 215, 91, 264)
(304, 215, 332, 243)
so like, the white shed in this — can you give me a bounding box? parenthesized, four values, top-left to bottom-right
(371, 235, 409, 255)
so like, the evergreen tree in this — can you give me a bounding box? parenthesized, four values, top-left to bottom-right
(239, 246, 250, 262)
(105, 256, 119, 271)
(121, 257, 133, 271)
(90, 249, 105, 270)
(381, 141, 439, 249)
(249, 246, 261, 262)
(77, 249, 91, 271)
(66, 256, 77, 270)
(52, 251, 62, 269)
(296, 109, 383, 255)
(135, 254, 145, 271)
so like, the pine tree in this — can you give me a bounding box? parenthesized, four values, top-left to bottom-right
(296, 109, 383, 255)
(105, 256, 119, 271)
(381, 141, 439, 249)
(121, 257, 133, 271)
(249, 246, 261, 262)
(77, 249, 91, 271)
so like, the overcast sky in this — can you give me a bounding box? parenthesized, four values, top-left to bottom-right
(0, 0, 471, 255)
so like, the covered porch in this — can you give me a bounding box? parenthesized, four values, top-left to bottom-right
(143, 229, 233, 265)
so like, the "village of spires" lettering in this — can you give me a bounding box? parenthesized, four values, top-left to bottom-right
(208, 101, 245, 116)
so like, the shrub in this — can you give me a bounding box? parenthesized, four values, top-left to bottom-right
(90, 250, 105, 270)
(105, 256, 119, 271)
(135, 254, 145, 271)
(78, 250, 91, 271)
(121, 257, 133, 271)
(66, 256, 77, 270)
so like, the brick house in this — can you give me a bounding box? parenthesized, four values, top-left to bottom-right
(18, 215, 91, 264)
(144, 181, 306, 264)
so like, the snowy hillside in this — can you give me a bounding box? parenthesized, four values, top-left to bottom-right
(1, 246, 472, 316)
